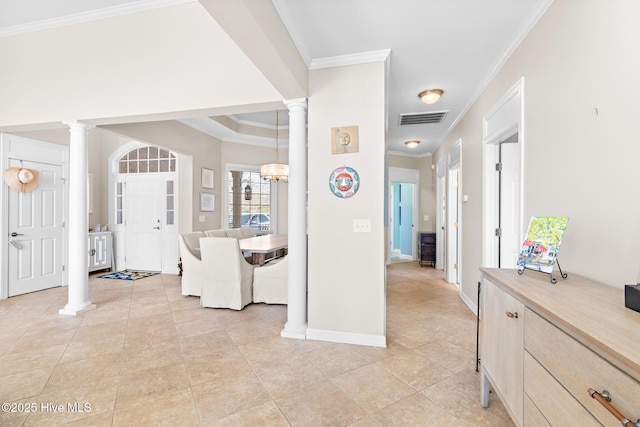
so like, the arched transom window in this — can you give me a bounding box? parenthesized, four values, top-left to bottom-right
(118, 145, 176, 174)
(114, 145, 177, 226)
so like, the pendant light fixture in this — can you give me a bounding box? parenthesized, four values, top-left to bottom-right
(260, 110, 289, 182)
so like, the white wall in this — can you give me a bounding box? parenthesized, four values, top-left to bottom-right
(307, 60, 387, 346)
(433, 0, 640, 306)
(0, 2, 282, 128)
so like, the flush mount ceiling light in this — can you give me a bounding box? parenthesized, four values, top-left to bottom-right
(260, 110, 289, 182)
(418, 88, 444, 104)
(405, 140, 420, 148)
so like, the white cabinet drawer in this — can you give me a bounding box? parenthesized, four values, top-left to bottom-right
(525, 308, 640, 426)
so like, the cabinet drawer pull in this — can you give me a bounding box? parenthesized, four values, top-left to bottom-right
(588, 388, 640, 427)
(505, 311, 518, 319)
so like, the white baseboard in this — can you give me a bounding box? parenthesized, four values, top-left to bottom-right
(460, 289, 478, 316)
(305, 328, 386, 348)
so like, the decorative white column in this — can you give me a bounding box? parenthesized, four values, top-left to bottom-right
(282, 98, 308, 339)
(59, 121, 96, 315)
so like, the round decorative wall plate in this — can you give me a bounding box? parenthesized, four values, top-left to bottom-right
(329, 165, 360, 198)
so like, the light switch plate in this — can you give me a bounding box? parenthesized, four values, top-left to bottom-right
(199, 215, 205, 223)
(353, 219, 371, 233)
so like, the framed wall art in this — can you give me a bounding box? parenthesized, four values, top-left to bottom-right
(200, 193, 215, 212)
(331, 125, 359, 154)
(329, 165, 360, 198)
(201, 168, 214, 189)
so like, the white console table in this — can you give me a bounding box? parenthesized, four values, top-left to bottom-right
(88, 231, 113, 273)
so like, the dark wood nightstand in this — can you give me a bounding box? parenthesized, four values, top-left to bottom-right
(419, 232, 436, 267)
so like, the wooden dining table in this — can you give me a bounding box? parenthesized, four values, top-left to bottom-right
(238, 234, 288, 266)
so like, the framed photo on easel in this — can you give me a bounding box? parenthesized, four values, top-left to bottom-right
(517, 216, 569, 283)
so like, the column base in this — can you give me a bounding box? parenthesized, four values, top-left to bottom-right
(281, 323, 307, 340)
(59, 302, 96, 316)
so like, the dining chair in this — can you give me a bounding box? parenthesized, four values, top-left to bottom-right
(199, 237, 254, 310)
(178, 232, 205, 296)
(253, 256, 288, 304)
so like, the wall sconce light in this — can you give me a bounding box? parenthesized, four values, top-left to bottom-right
(405, 140, 420, 148)
(418, 88, 444, 104)
(244, 184, 252, 200)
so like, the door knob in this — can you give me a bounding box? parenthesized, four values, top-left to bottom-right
(10, 232, 23, 237)
(153, 226, 161, 230)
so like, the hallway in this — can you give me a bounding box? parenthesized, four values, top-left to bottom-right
(0, 262, 512, 426)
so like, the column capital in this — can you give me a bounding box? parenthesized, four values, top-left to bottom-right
(63, 120, 95, 131)
(284, 98, 307, 112)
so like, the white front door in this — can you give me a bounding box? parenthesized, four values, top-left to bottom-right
(8, 160, 64, 296)
(125, 174, 163, 271)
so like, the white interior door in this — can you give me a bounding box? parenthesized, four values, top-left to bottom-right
(499, 140, 521, 268)
(435, 159, 445, 270)
(8, 160, 63, 296)
(446, 167, 460, 285)
(125, 174, 163, 271)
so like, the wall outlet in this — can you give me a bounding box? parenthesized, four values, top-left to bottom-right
(199, 215, 205, 223)
(353, 219, 371, 233)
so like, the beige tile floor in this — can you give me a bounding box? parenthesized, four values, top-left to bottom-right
(0, 262, 513, 426)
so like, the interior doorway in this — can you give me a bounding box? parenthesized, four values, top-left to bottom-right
(390, 182, 415, 260)
(435, 158, 445, 271)
(445, 141, 461, 286)
(388, 167, 419, 264)
(483, 78, 524, 269)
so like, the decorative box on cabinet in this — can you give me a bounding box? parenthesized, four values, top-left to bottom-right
(479, 268, 640, 427)
(88, 231, 112, 273)
(418, 232, 436, 266)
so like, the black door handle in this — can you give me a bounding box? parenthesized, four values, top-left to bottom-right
(10, 232, 23, 237)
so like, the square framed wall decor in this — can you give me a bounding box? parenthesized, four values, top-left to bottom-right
(201, 168, 214, 189)
(200, 193, 215, 212)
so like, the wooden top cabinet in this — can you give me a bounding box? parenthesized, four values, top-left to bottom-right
(480, 268, 640, 427)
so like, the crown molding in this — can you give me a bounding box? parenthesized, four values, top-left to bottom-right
(387, 149, 432, 159)
(178, 117, 289, 149)
(0, 0, 196, 38)
(446, 0, 554, 134)
(310, 49, 391, 70)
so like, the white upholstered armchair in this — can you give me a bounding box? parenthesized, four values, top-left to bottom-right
(253, 256, 288, 304)
(178, 232, 205, 297)
(199, 237, 254, 310)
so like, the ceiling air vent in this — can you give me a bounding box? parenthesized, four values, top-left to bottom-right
(399, 110, 448, 125)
